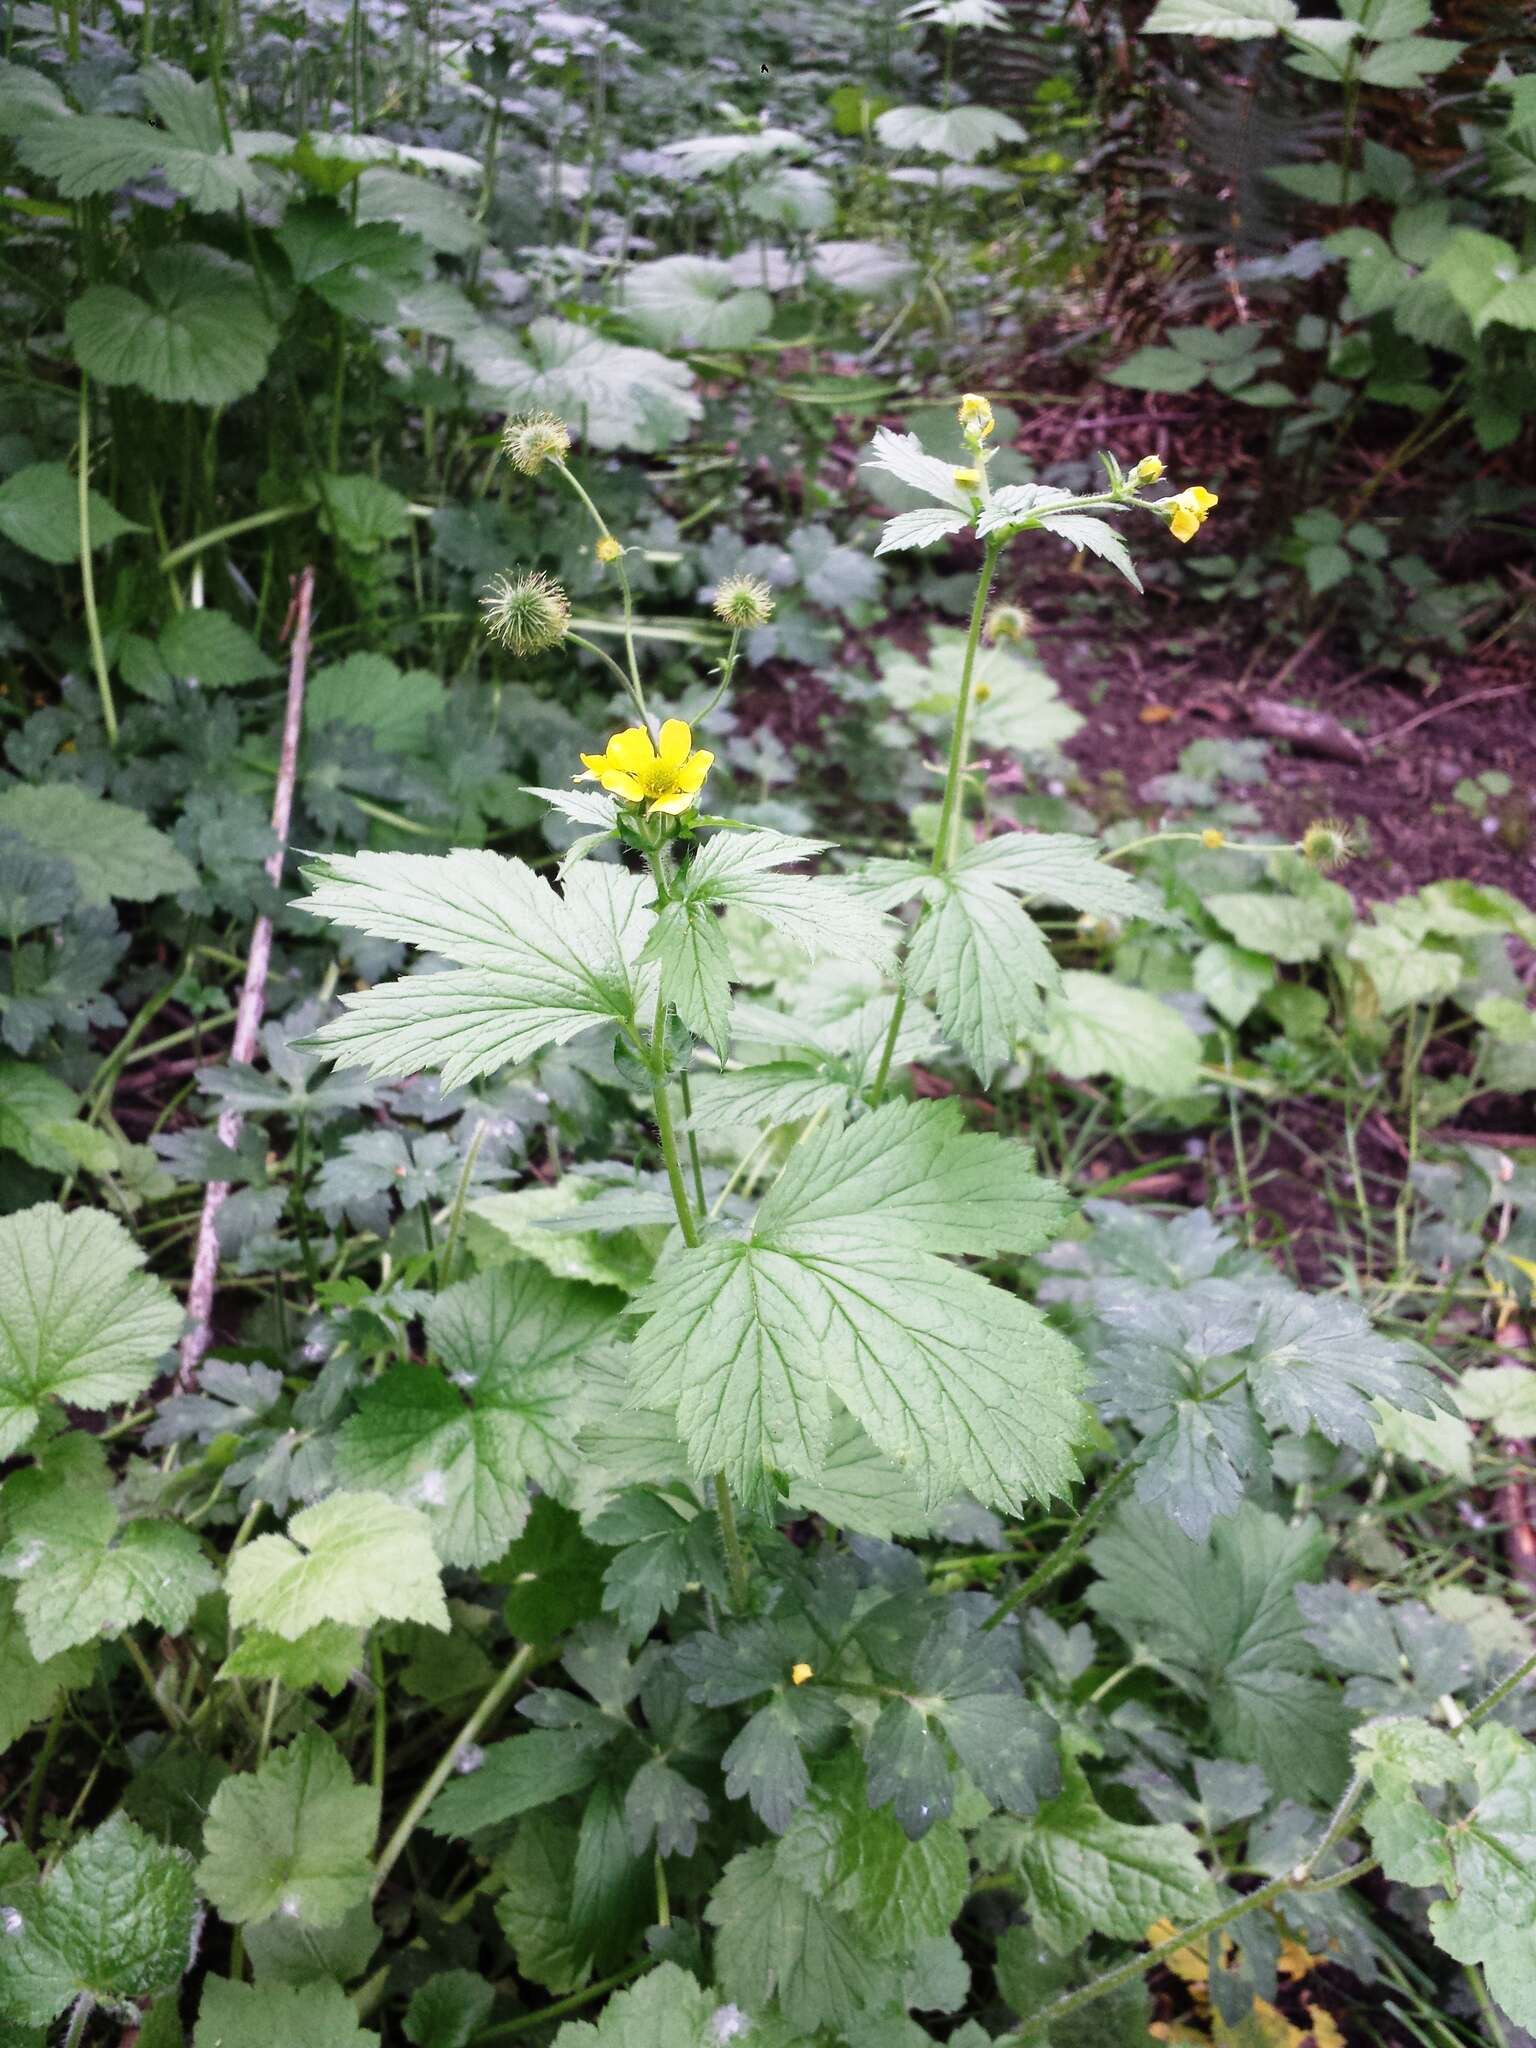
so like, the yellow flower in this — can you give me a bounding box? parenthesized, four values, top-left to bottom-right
(1156, 486, 1219, 543)
(952, 466, 981, 489)
(1131, 453, 1166, 484)
(577, 718, 714, 817)
(790, 1662, 813, 1686)
(957, 392, 995, 438)
(595, 535, 623, 564)
(1201, 827, 1225, 849)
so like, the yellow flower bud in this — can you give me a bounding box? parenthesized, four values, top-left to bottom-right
(595, 535, 623, 564)
(952, 466, 981, 489)
(1131, 454, 1166, 485)
(1201, 827, 1225, 849)
(957, 392, 995, 440)
(790, 1662, 813, 1686)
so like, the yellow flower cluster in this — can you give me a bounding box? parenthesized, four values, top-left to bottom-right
(957, 392, 995, 439)
(577, 718, 714, 817)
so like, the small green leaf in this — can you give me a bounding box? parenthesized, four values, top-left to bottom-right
(0, 787, 197, 907)
(548, 1963, 713, 2047)
(0, 462, 143, 563)
(197, 1733, 379, 1929)
(0, 1815, 196, 2026)
(0, 1203, 182, 1460)
(158, 608, 278, 686)
(226, 1491, 448, 1640)
(193, 1977, 379, 2048)
(707, 1845, 895, 2032)
(1033, 971, 1203, 1095)
(980, 1753, 1214, 1952)
(404, 1971, 495, 2048)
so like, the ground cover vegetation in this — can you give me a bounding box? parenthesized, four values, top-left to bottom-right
(0, 0, 1534, 2043)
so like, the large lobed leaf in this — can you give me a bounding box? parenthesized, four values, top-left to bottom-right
(630, 1098, 1085, 1511)
(298, 851, 655, 1088)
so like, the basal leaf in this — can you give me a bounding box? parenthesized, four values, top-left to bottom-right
(196, 1732, 379, 1929)
(67, 247, 278, 406)
(226, 1491, 448, 1640)
(0, 1203, 183, 1459)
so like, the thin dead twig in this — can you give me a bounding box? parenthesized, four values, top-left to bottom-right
(177, 568, 315, 1389)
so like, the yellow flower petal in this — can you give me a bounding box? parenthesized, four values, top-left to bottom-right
(677, 751, 714, 791)
(647, 791, 695, 816)
(609, 728, 658, 773)
(656, 718, 693, 769)
(600, 771, 646, 801)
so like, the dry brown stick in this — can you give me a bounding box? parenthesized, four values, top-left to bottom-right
(1368, 679, 1530, 748)
(177, 567, 315, 1389)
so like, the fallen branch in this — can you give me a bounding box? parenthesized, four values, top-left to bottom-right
(1369, 680, 1530, 748)
(1249, 697, 1368, 764)
(177, 568, 315, 1389)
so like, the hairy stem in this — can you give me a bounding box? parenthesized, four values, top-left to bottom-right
(981, 1461, 1133, 1633)
(869, 536, 1004, 1107)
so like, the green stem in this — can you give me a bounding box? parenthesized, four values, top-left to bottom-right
(692, 624, 742, 728)
(569, 631, 647, 720)
(1465, 1645, 1536, 1727)
(676, 1069, 708, 1213)
(468, 1963, 651, 2045)
(371, 1634, 387, 1791)
(23, 1701, 65, 1850)
(932, 537, 1003, 872)
(61, 1994, 93, 2048)
(439, 1118, 491, 1286)
(713, 1470, 751, 1612)
(124, 1637, 186, 1735)
(981, 1462, 1133, 1633)
(870, 537, 1004, 1108)
(159, 501, 310, 573)
(372, 1642, 541, 1897)
(1467, 1963, 1511, 2048)
(77, 378, 117, 747)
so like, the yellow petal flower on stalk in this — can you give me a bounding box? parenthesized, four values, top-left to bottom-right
(790, 1662, 813, 1686)
(957, 392, 995, 439)
(595, 535, 623, 564)
(1156, 486, 1219, 543)
(1201, 827, 1225, 849)
(952, 466, 981, 489)
(576, 718, 714, 817)
(1131, 453, 1166, 484)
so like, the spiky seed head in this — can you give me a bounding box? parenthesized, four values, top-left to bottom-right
(712, 574, 775, 629)
(984, 603, 1031, 644)
(500, 412, 572, 475)
(481, 570, 571, 656)
(1301, 818, 1356, 872)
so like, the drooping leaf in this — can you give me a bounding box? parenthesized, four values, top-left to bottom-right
(980, 1753, 1214, 1953)
(874, 103, 1026, 160)
(630, 1098, 1085, 1511)
(0, 1461, 216, 1660)
(0, 1585, 94, 1754)
(707, 1845, 895, 2033)
(0, 462, 144, 563)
